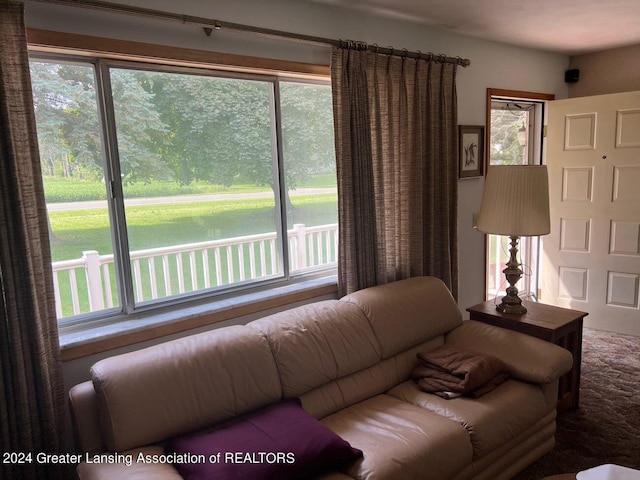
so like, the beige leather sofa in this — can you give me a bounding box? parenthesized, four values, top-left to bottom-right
(69, 276, 573, 480)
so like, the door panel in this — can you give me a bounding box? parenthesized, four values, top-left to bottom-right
(542, 91, 640, 335)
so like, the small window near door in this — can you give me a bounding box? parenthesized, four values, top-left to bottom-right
(490, 100, 537, 166)
(485, 92, 551, 302)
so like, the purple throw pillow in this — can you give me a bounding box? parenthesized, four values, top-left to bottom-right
(165, 398, 362, 480)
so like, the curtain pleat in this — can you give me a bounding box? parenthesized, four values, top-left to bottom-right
(332, 49, 379, 294)
(332, 47, 459, 298)
(0, 1, 67, 479)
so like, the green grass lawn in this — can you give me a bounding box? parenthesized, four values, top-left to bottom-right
(43, 173, 337, 203)
(49, 194, 337, 260)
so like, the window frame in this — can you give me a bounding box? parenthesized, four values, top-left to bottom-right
(28, 31, 338, 354)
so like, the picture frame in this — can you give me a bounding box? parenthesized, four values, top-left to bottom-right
(458, 125, 485, 179)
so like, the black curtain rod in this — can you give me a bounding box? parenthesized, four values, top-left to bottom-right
(28, 0, 470, 67)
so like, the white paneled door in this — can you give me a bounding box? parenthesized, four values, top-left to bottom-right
(542, 91, 640, 335)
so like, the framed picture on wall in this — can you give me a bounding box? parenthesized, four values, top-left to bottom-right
(458, 125, 485, 179)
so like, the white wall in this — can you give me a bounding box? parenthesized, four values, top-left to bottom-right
(25, 0, 570, 380)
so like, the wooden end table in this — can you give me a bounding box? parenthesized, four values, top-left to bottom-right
(467, 299, 587, 412)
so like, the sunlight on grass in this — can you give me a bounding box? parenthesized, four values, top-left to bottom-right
(48, 194, 337, 262)
(43, 174, 336, 203)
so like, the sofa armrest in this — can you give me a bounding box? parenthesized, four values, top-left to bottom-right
(445, 320, 573, 384)
(69, 381, 106, 455)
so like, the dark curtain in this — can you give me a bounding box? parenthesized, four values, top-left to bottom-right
(331, 46, 459, 298)
(0, 1, 67, 478)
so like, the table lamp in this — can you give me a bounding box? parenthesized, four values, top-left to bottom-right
(476, 165, 550, 314)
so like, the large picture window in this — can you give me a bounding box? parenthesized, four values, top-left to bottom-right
(30, 55, 337, 322)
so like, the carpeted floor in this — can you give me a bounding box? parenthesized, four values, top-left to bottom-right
(513, 328, 640, 479)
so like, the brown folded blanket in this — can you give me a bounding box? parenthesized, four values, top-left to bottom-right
(411, 345, 509, 399)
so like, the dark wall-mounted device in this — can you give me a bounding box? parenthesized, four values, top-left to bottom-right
(565, 69, 580, 83)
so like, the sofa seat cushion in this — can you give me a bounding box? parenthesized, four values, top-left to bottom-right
(321, 394, 473, 480)
(77, 446, 182, 480)
(388, 378, 549, 460)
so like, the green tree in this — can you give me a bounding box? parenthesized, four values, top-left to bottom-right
(30, 62, 102, 179)
(31, 61, 336, 198)
(30, 61, 172, 183)
(135, 70, 335, 196)
(110, 70, 172, 183)
(280, 82, 336, 190)
(131, 70, 272, 187)
(490, 107, 527, 165)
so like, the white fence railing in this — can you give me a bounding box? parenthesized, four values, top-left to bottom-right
(51, 223, 338, 318)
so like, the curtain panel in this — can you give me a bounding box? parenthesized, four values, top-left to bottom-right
(0, 1, 67, 479)
(332, 47, 459, 298)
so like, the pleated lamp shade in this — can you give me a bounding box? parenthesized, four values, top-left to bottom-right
(477, 165, 550, 237)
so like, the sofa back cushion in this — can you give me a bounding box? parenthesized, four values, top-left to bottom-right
(341, 276, 462, 359)
(298, 336, 445, 419)
(248, 300, 381, 398)
(91, 325, 281, 452)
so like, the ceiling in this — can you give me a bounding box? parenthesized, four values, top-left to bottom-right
(309, 0, 640, 55)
